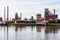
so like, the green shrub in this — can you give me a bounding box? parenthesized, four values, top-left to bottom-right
(48, 19, 60, 23)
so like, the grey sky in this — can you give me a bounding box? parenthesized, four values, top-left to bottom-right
(0, 0, 60, 20)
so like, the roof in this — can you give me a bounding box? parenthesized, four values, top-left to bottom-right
(36, 14, 41, 16)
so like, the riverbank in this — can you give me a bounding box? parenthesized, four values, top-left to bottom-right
(0, 22, 60, 26)
(10, 23, 46, 26)
(47, 23, 60, 26)
(10, 23, 60, 26)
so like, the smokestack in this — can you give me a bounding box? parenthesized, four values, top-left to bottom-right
(4, 7, 5, 21)
(54, 9, 55, 15)
(20, 13, 22, 20)
(7, 6, 9, 21)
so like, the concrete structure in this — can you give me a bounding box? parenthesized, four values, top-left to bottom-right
(36, 14, 41, 21)
(36, 13, 46, 24)
(36, 14, 42, 24)
(4, 7, 6, 21)
(20, 13, 22, 20)
(4, 6, 9, 21)
(36, 14, 41, 22)
(7, 6, 9, 21)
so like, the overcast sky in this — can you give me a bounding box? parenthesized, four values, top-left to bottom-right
(0, 0, 60, 20)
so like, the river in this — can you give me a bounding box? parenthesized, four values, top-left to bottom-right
(0, 26, 60, 40)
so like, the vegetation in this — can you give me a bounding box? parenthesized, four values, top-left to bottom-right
(48, 19, 60, 23)
(25, 21, 35, 23)
(11, 23, 36, 26)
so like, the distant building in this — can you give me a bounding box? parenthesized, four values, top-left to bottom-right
(12, 18, 15, 21)
(0, 17, 2, 21)
(36, 14, 41, 24)
(29, 16, 35, 21)
(45, 8, 49, 18)
(36, 14, 41, 21)
(14, 20, 26, 23)
(20, 13, 22, 20)
(24, 18, 28, 21)
(36, 13, 46, 24)
(15, 13, 19, 20)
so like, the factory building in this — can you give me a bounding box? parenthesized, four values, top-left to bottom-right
(29, 16, 35, 21)
(36, 13, 45, 24)
(15, 13, 19, 20)
(36, 14, 41, 22)
(0, 17, 2, 21)
(44, 8, 58, 20)
(15, 13, 22, 20)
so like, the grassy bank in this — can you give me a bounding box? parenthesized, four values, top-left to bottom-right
(10, 23, 36, 26)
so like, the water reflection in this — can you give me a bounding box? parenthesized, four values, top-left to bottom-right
(45, 26, 60, 40)
(15, 26, 26, 32)
(4, 26, 5, 40)
(36, 26, 41, 32)
(0, 25, 60, 40)
(7, 26, 9, 40)
(45, 26, 59, 33)
(31, 26, 34, 31)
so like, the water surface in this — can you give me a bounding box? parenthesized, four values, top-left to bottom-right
(0, 26, 60, 40)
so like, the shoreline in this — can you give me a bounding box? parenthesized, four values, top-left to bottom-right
(0, 23, 60, 26)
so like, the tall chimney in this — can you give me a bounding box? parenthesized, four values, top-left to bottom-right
(7, 6, 9, 21)
(20, 13, 22, 20)
(54, 9, 55, 15)
(4, 7, 5, 21)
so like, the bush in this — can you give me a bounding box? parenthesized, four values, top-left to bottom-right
(57, 19, 60, 23)
(48, 19, 57, 23)
(48, 19, 60, 23)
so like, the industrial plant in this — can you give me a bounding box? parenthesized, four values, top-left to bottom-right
(0, 6, 58, 26)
